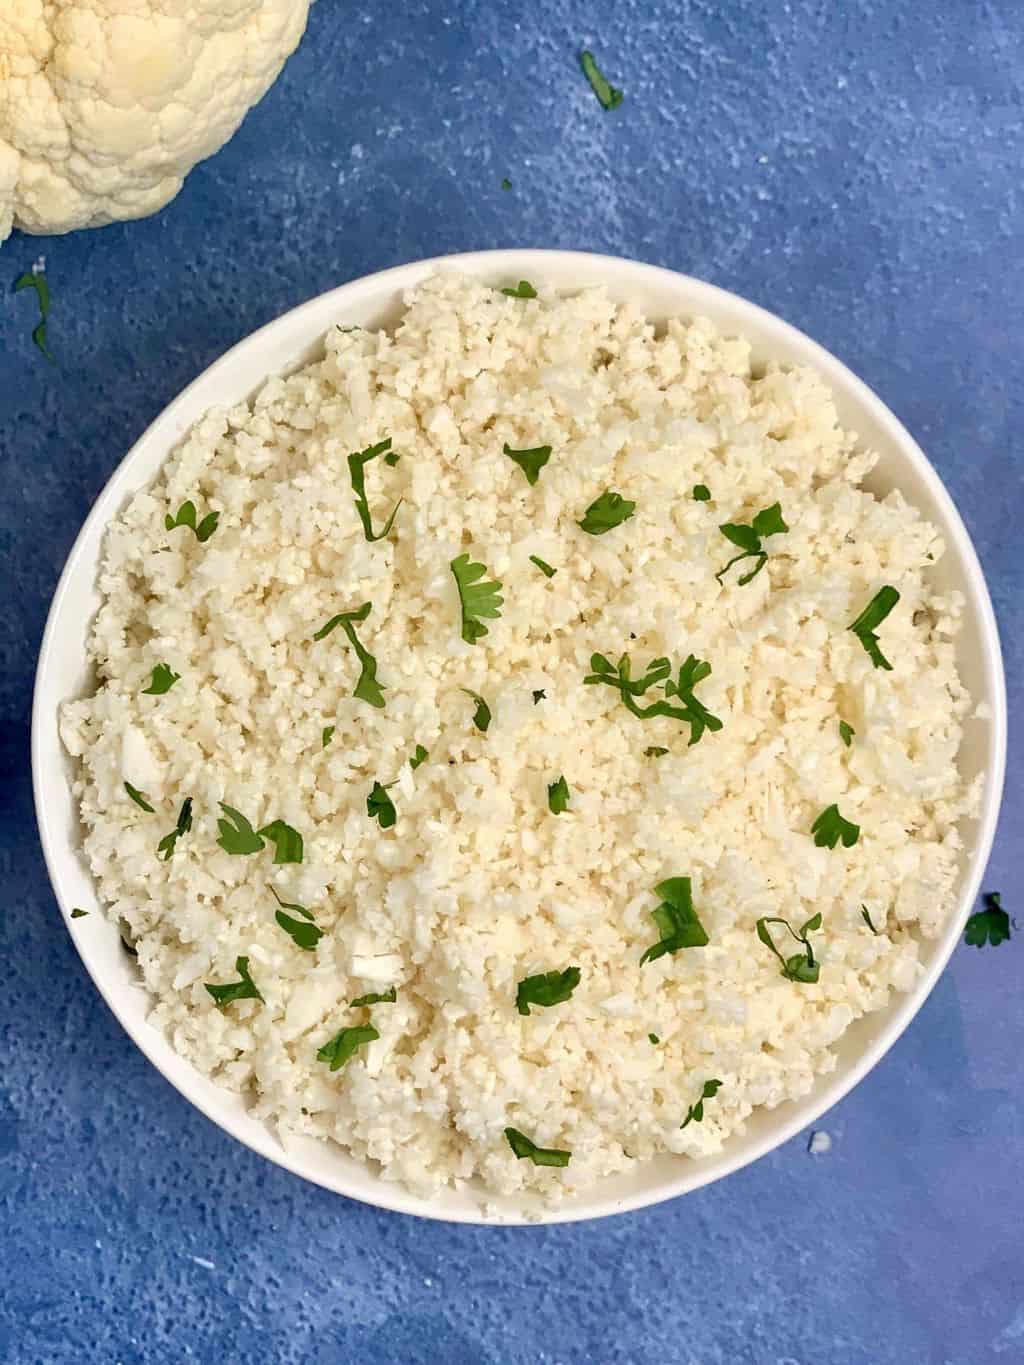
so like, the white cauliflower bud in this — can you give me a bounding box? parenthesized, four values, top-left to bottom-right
(0, 0, 311, 243)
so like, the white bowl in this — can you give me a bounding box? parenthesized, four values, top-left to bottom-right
(33, 250, 1007, 1225)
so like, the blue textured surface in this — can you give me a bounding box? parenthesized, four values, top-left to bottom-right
(2, 2, 1022, 1361)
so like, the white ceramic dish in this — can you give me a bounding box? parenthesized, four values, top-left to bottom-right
(32, 250, 1006, 1225)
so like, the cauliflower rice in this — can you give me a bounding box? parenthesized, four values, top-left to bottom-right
(60, 273, 977, 1205)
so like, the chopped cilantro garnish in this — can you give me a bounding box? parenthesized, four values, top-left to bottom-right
(692, 484, 711, 502)
(849, 586, 900, 670)
(547, 776, 570, 814)
(269, 885, 322, 951)
(861, 905, 879, 934)
(216, 803, 265, 855)
(532, 689, 546, 704)
(383, 451, 401, 466)
(716, 502, 788, 584)
(347, 438, 402, 542)
(142, 663, 180, 695)
(450, 553, 503, 644)
(501, 280, 537, 298)
(503, 442, 551, 486)
(165, 500, 219, 542)
(410, 744, 429, 770)
(71, 908, 88, 919)
(648, 1033, 659, 1044)
(351, 988, 397, 1007)
(529, 554, 557, 578)
(585, 652, 722, 745)
(461, 688, 492, 733)
(579, 49, 623, 110)
(322, 725, 335, 749)
(501, 177, 513, 191)
(205, 955, 263, 1007)
(504, 1127, 571, 1167)
(644, 746, 669, 758)
(965, 892, 1011, 948)
(811, 804, 860, 850)
(317, 1024, 379, 1071)
(14, 270, 55, 362)
(640, 877, 709, 964)
(839, 720, 855, 747)
(157, 797, 193, 860)
(367, 781, 397, 829)
(312, 601, 386, 708)
(756, 914, 822, 983)
(516, 966, 581, 1016)
(257, 819, 303, 865)
(124, 781, 154, 813)
(680, 1078, 722, 1129)
(578, 490, 635, 535)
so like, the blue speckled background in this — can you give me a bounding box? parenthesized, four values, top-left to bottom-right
(2, 3, 1022, 1361)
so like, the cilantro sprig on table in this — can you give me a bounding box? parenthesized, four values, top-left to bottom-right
(579, 50, 623, 110)
(14, 271, 55, 362)
(964, 892, 1011, 948)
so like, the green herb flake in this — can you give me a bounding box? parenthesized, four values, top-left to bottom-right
(367, 781, 397, 829)
(461, 688, 492, 733)
(410, 744, 429, 770)
(71, 908, 89, 919)
(256, 819, 303, 865)
(547, 775, 571, 814)
(529, 554, 557, 578)
(839, 720, 855, 747)
(501, 280, 537, 299)
(322, 725, 335, 749)
(142, 663, 181, 695)
(640, 877, 709, 965)
(585, 652, 722, 746)
(312, 601, 386, 708)
(347, 438, 402, 542)
(811, 804, 860, 850)
(849, 586, 901, 670)
(157, 797, 193, 861)
(501, 177, 513, 191)
(205, 955, 263, 1008)
(532, 689, 546, 704)
(451, 553, 504, 644)
(317, 1024, 379, 1071)
(14, 270, 55, 362)
(216, 803, 265, 856)
(269, 885, 322, 951)
(516, 966, 581, 1016)
(165, 500, 219, 542)
(648, 1033, 659, 1044)
(644, 746, 669, 758)
(578, 490, 635, 535)
(692, 484, 711, 502)
(756, 914, 822, 983)
(680, 1078, 723, 1129)
(503, 442, 551, 486)
(964, 892, 1011, 948)
(861, 905, 879, 934)
(579, 49, 623, 110)
(504, 1127, 571, 1167)
(351, 988, 397, 1007)
(716, 502, 788, 584)
(383, 451, 401, 467)
(124, 781, 155, 813)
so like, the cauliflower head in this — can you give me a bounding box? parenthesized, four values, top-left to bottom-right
(0, 0, 311, 242)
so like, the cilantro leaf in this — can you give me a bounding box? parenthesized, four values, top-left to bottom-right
(322, 725, 335, 749)
(157, 797, 193, 860)
(351, 988, 397, 1007)
(501, 280, 537, 298)
(640, 877, 709, 964)
(501, 177, 513, 191)
(451, 553, 504, 644)
(165, 500, 219, 542)
(532, 689, 546, 704)
(347, 438, 402, 542)
(367, 781, 397, 829)
(547, 775, 570, 814)
(516, 967, 580, 1016)
(142, 663, 180, 695)
(964, 892, 1011, 948)
(584, 651, 722, 745)
(529, 554, 557, 578)
(680, 1078, 723, 1129)
(839, 720, 855, 747)
(410, 744, 429, 770)
(14, 271, 55, 363)
(644, 746, 669, 758)
(756, 914, 822, 983)
(849, 586, 900, 670)
(205, 955, 263, 1007)
(578, 490, 635, 535)
(648, 1033, 659, 1044)
(312, 601, 386, 708)
(216, 803, 265, 855)
(269, 885, 322, 951)
(579, 49, 623, 110)
(317, 1024, 379, 1071)
(504, 1127, 571, 1167)
(692, 484, 711, 502)
(811, 804, 860, 850)
(71, 908, 89, 919)
(124, 781, 154, 813)
(461, 688, 492, 732)
(861, 905, 879, 934)
(503, 442, 551, 486)
(257, 819, 304, 865)
(716, 502, 788, 584)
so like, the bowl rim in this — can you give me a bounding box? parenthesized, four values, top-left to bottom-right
(32, 248, 1007, 1226)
